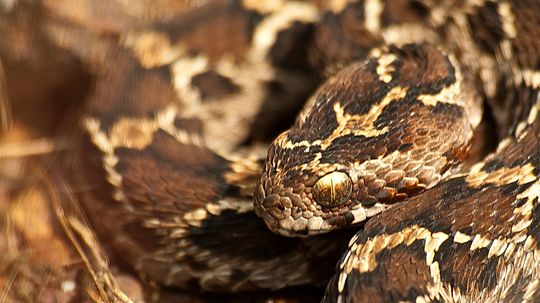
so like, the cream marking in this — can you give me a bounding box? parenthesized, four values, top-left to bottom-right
(148, 199, 253, 238)
(429, 261, 441, 285)
(183, 208, 208, 227)
(0, 61, 10, 134)
(499, 39, 514, 62)
(339, 225, 435, 274)
(524, 235, 536, 251)
(376, 53, 397, 83)
(466, 163, 536, 188)
(515, 121, 528, 137)
(417, 54, 462, 108)
(415, 79, 463, 107)
(428, 2, 452, 27)
(524, 280, 540, 302)
(171, 54, 209, 106)
(487, 238, 507, 258)
(382, 24, 440, 47)
(250, 2, 319, 60)
(206, 199, 254, 216)
(123, 30, 186, 68)
(364, 0, 383, 33)
(109, 118, 156, 150)
(348, 233, 360, 246)
(157, 106, 205, 146)
(241, 0, 285, 13)
(320, 86, 407, 148)
(326, 0, 351, 13)
(453, 231, 472, 243)
(425, 232, 449, 265)
(516, 179, 540, 202)
(495, 2, 517, 65)
(223, 156, 261, 189)
(415, 295, 433, 303)
(512, 215, 533, 233)
(275, 131, 322, 150)
(113, 106, 204, 148)
(515, 68, 540, 89)
(337, 272, 347, 292)
(275, 214, 337, 237)
(469, 234, 492, 251)
(83, 117, 127, 203)
(295, 94, 318, 127)
(498, 2, 517, 39)
(528, 101, 540, 124)
(368, 47, 385, 59)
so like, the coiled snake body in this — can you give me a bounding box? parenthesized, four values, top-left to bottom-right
(72, 0, 540, 302)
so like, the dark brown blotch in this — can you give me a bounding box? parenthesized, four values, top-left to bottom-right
(511, 0, 540, 69)
(173, 117, 204, 134)
(89, 47, 180, 129)
(381, 0, 430, 27)
(392, 44, 456, 94)
(155, 3, 262, 62)
(467, 2, 506, 55)
(330, 241, 432, 303)
(311, 2, 383, 73)
(191, 70, 240, 101)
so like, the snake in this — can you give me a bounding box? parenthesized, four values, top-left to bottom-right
(65, 0, 540, 302)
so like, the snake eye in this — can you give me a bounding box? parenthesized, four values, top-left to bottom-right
(312, 172, 352, 208)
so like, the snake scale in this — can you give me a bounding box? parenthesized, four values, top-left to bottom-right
(63, 0, 540, 302)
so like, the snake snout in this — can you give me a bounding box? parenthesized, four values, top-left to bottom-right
(261, 193, 292, 219)
(254, 179, 294, 225)
(254, 180, 334, 237)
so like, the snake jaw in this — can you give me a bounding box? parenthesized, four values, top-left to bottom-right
(253, 169, 334, 236)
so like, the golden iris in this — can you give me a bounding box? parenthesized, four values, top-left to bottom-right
(312, 171, 352, 207)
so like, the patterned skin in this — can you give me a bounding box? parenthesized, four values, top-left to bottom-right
(41, 0, 540, 301)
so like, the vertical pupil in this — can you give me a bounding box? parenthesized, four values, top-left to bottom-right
(313, 172, 352, 207)
(330, 178, 335, 203)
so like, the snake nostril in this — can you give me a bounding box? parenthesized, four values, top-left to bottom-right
(275, 202, 285, 211)
(263, 194, 280, 208)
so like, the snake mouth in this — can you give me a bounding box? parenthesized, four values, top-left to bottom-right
(254, 206, 333, 237)
(254, 190, 333, 237)
(255, 192, 347, 237)
(255, 189, 392, 237)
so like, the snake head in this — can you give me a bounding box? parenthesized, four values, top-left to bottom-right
(254, 45, 482, 237)
(253, 128, 389, 237)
